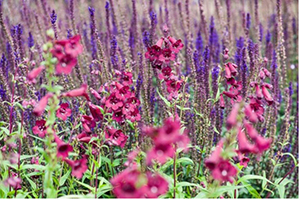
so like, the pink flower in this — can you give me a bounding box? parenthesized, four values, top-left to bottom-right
(81, 115, 96, 133)
(220, 94, 225, 109)
(32, 120, 47, 138)
(261, 84, 274, 105)
(56, 103, 72, 121)
(244, 104, 258, 123)
(88, 102, 103, 122)
(168, 36, 184, 53)
(226, 103, 240, 130)
(77, 132, 92, 143)
(145, 173, 169, 198)
(117, 71, 133, 86)
(4, 176, 22, 190)
(105, 93, 123, 111)
(205, 140, 224, 170)
(90, 88, 102, 100)
(147, 143, 175, 165)
(64, 35, 83, 57)
(224, 62, 238, 79)
(125, 107, 141, 122)
(145, 38, 164, 62)
(50, 44, 66, 60)
(115, 86, 131, 100)
(249, 97, 265, 122)
(112, 109, 125, 123)
(61, 84, 90, 101)
(27, 65, 44, 83)
(153, 117, 181, 144)
(33, 93, 53, 116)
(158, 48, 176, 63)
(105, 128, 128, 148)
(244, 121, 272, 154)
(211, 160, 237, 183)
(65, 156, 88, 179)
(237, 127, 257, 154)
(55, 54, 77, 75)
(111, 168, 146, 198)
(235, 150, 250, 167)
(54, 134, 73, 159)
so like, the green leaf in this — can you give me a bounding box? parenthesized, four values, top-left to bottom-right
(14, 102, 25, 111)
(205, 184, 249, 198)
(74, 179, 95, 193)
(22, 164, 46, 171)
(59, 169, 71, 186)
(275, 178, 293, 198)
(25, 176, 37, 190)
(20, 154, 36, 161)
(157, 88, 170, 107)
(237, 175, 276, 187)
(176, 105, 190, 111)
(240, 179, 261, 198)
(282, 153, 298, 166)
(176, 182, 207, 191)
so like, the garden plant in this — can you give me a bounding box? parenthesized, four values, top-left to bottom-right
(0, 0, 298, 198)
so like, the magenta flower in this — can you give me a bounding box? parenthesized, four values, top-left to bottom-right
(115, 85, 131, 100)
(249, 96, 265, 122)
(33, 93, 54, 116)
(145, 173, 169, 198)
(244, 104, 258, 123)
(54, 134, 73, 159)
(125, 107, 141, 122)
(105, 128, 128, 148)
(56, 103, 72, 121)
(112, 109, 125, 123)
(55, 55, 77, 75)
(235, 150, 250, 167)
(219, 94, 225, 109)
(261, 84, 274, 105)
(168, 36, 184, 53)
(27, 65, 45, 83)
(90, 88, 102, 100)
(224, 62, 238, 79)
(88, 102, 103, 122)
(145, 38, 164, 62)
(211, 159, 237, 183)
(158, 48, 176, 63)
(81, 115, 96, 133)
(237, 127, 257, 154)
(146, 143, 175, 165)
(226, 103, 240, 130)
(65, 156, 88, 179)
(50, 44, 66, 60)
(61, 84, 90, 101)
(77, 132, 92, 143)
(32, 120, 47, 138)
(105, 93, 123, 111)
(64, 35, 83, 57)
(244, 121, 272, 154)
(205, 140, 224, 170)
(4, 176, 22, 190)
(118, 71, 133, 86)
(110, 168, 146, 198)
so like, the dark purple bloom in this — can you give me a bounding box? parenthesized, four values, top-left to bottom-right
(28, 32, 34, 48)
(246, 13, 251, 29)
(50, 10, 57, 24)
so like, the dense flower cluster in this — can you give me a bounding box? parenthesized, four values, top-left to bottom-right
(50, 35, 83, 74)
(144, 116, 190, 165)
(110, 155, 169, 198)
(146, 36, 184, 100)
(97, 70, 141, 124)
